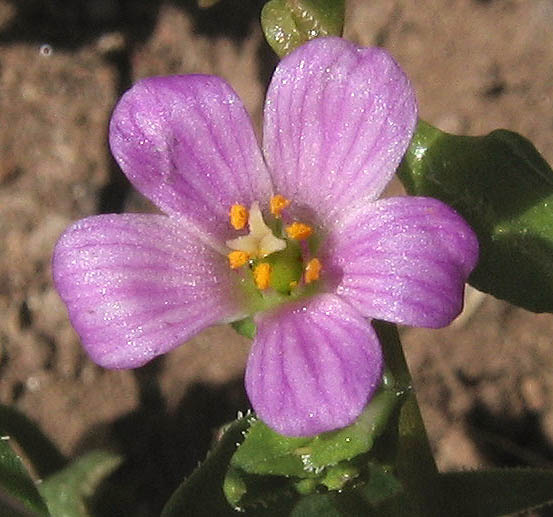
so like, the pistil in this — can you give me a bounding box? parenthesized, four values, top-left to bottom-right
(226, 202, 286, 258)
(226, 197, 322, 296)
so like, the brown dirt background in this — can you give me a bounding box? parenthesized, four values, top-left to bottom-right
(1, 0, 553, 514)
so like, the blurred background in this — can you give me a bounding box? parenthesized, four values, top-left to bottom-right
(1, 0, 553, 513)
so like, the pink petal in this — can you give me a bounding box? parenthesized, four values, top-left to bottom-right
(327, 197, 479, 328)
(53, 214, 246, 368)
(245, 294, 383, 437)
(109, 75, 273, 239)
(263, 37, 417, 225)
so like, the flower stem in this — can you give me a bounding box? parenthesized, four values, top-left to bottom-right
(373, 321, 444, 515)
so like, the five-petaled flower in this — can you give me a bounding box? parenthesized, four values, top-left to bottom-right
(53, 37, 478, 437)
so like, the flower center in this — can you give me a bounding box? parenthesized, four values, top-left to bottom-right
(225, 196, 322, 296)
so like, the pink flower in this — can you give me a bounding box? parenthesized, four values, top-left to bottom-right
(53, 37, 478, 436)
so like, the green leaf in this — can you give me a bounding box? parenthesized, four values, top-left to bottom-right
(38, 450, 121, 517)
(261, 0, 305, 58)
(0, 436, 50, 516)
(226, 385, 401, 511)
(222, 465, 248, 508)
(231, 317, 256, 339)
(231, 389, 399, 479)
(398, 120, 553, 312)
(319, 461, 361, 491)
(261, 0, 345, 58)
(225, 468, 298, 512)
(0, 404, 66, 478)
(287, 466, 408, 517)
(231, 419, 312, 478)
(394, 393, 442, 515)
(295, 389, 399, 471)
(360, 463, 403, 507)
(373, 322, 411, 391)
(161, 417, 250, 517)
(288, 492, 368, 517)
(373, 322, 442, 514)
(226, 465, 407, 517)
(439, 468, 553, 516)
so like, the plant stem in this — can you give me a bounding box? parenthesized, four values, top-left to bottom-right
(374, 321, 444, 516)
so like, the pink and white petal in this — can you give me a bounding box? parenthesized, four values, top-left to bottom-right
(53, 214, 246, 369)
(109, 75, 272, 239)
(245, 294, 383, 437)
(327, 197, 479, 328)
(263, 37, 417, 226)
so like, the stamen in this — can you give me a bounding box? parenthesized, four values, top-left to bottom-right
(228, 250, 249, 269)
(270, 195, 290, 218)
(253, 262, 272, 290)
(230, 204, 248, 230)
(286, 222, 313, 241)
(305, 258, 321, 284)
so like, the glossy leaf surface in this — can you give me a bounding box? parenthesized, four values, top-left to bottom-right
(38, 451, 121, 517)
(162, 418, 250, 517)
(399, 120, 553, 312)
(0, 404, 65, 478)
(261, 0, 345, 57)
(0, 436, 49, 517)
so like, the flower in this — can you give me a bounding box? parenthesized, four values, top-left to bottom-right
(53, 37, 478, 437)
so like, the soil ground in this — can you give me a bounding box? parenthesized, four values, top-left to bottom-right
(1, 0, 553, 514)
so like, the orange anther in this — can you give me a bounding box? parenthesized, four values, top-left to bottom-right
(305, 258, 322, 284)
(253, 262, 272, 290)
(270, 195, 290, 218)
(230, 204, 248, 230)
(285, 222, 313, 241)
(228, 250, 249, 269)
